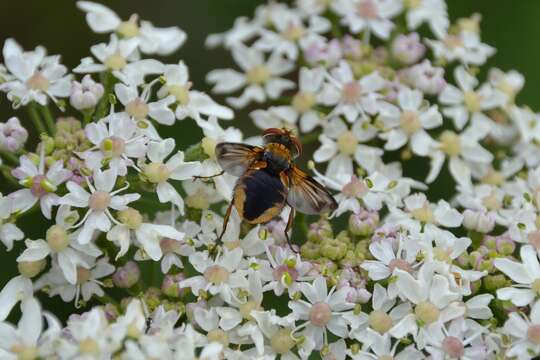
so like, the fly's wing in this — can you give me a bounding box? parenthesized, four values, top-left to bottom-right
(287, 166, 338, 215)
(215, 142, 264, 177)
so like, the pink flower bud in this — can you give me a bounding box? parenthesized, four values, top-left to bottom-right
(463, 209, 495, 233)
(70, 75, 104, 110)
(391, 33, 426, 65)
(407, 60, 446, 95)
(161, 273, 187, 298)
(112, 261, 140, 288)
(0, 117, 28, 152)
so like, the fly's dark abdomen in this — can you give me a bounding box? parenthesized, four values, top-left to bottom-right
(234, 168, 287, 224)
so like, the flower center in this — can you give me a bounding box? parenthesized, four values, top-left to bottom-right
(464, 90, 482, 113)
(528, 231, 540, 251)
(201, 137, 217, 160)
(18, 259, 46, 279)
(246, 65, 271, 85)
(168, 84, 191, 105)
(482, 191, 501, 211)
(100, 136, 126, 158)
(528, 324, 540, 345)
(204, 265, 230, 285)
(481, 169, 504, 186)
(125, 98, 149, 120)
(26, 72, 50, 91)
(160, 237, 181, 253)
(46, 225, 70, 252)
(433, 246, 452, 262)
(24, 174, 57, 197)
(117, 18, 140, 38)
(104, 52, 127, 70)
(239, 300, 260, 320)
(337, 131, 359, 156)
(357, 0, 378, 19)
(411, 203, 434, 223)
(144, 162, 171, 183)
(369, 310, 393, 334)
(118, 208, 143, 230)
(532, 279, 540, 295)
(388, 259, 412, 273)
(400, 110, 422, 135)
(309, 302, 332, 327)
(76, 266, 92, 284)
(342, 176, 368, 198)
(207, 329, 229, 346)
(282, 24, 305, 41)
(89, 191, 111, 211)
(292, 91, 316, 113)
(342, 82, 362, 103)
(439, 130, 461, 156)
(273, 264, 299, 286)
(79, 338, 100, 354)
(442, 336, 465, 358)
(404, 0, 422, 9)
(414, 301, 440, 325)
(444, 35, 464, 49)
(10, 344, 38, 360)
(270, 328, 295, 354)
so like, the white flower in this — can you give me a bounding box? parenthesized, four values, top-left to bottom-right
(288, 276, 354, 350)
(379, 87, 442, 155)
(321, 60, 386, 122)
(115, 82, 176, 125)
(69, 74, 104, 110)
(107, 207, 184, 261)
(494, 244, 540, 307)
(157, 62, 233, 121)
(0, 195, 23, 251)
(81, 113, 147, 175)
(77, 1, 186, 55)
(503, 300, 540, 359)
(10, 152, 72, 219)
(391, 262, 465, 342)
(347, 329, 423, 359)
(404, 0, 449, 38)
(180, 248, 248, 303)
(0, 38, 71, 107)
(332, 0, 402, 39)
(206, 44, 295, 108)
(59, 167, 140, 244)
(0, 275, 33, 321)
(426, 30, 495, 66)
(313, 117, 381, 185)
(252, 67, 325, 133)
(426, 123, 493, 191)
(253, 8, 331, 60)
(439, 65, 505, 130)
(141, 138, 202, 212)
(39, 256, 114, 304)
(250, 310, 298, 358)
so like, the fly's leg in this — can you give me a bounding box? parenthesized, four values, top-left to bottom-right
(284, 207, 298, 253)
(210, 202, 233, 257)
(193, 170, 224, 182)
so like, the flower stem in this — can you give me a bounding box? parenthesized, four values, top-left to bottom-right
(0, 165, 19, 188)
(94, 71, 114, 121)
(40, 105, 56, 135)
(0, 149, 19, 165)
(27, 102, 47, 136)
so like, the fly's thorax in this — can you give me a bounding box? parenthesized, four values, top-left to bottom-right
(263, 143, 292, 173)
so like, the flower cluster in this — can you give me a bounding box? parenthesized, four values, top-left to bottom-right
(0, 0, 538, 359)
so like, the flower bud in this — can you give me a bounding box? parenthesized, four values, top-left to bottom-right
(112, 261, 140, 288)
(70, 75, 104, 110)
(161, 273, 187, 298)
(483, 274, 509, 291)
(321, 238, 348, 261)
(307, 219, 333, 243)
(406, 60, 446, 95)
(463, 209, 495, 233)
(46, 225, 70, 252)
(300, 242, 320, 260)
(495, 234, 515, 255)
(103, 303, 119, 322)
(18, 259, 47, 278)
(391, 33, 425, 65)
(348, 209, 379, 237)
(0, 117, 28, 152)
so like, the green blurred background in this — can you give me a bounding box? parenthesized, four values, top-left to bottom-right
(0, 0, 538, 321)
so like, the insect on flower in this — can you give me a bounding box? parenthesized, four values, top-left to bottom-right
(196, 128, 337, 250)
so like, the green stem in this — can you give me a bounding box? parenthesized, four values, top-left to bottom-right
(296, 212, 309, 237)
(94, 71, 114, 121)
(0, 165, 20, 188)
(83, 109, 94, 125)
(27, 103, 47, 136)
(0, 149, 19, 165)
(40, 105, 56, 135)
